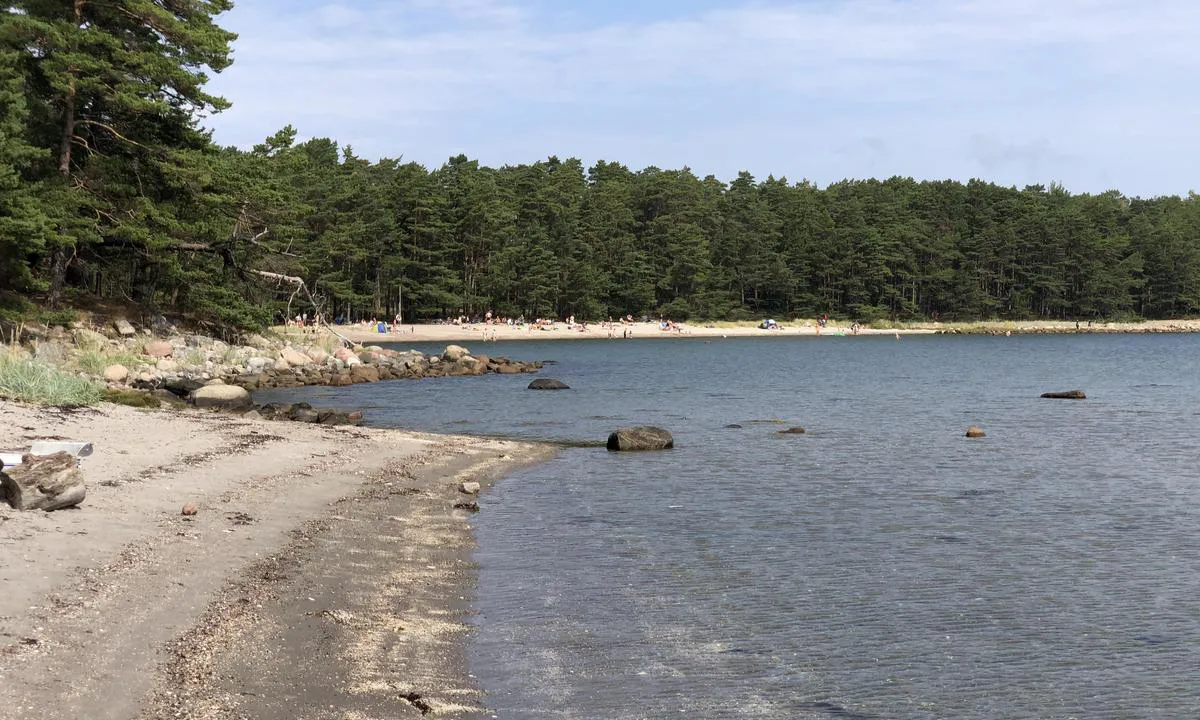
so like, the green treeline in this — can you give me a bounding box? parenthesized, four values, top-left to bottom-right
(4, 3, 1200, 332)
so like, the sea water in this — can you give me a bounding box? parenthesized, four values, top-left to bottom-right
(259, 334, 1200, 719)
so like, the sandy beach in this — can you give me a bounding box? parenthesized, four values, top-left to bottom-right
(0, 401, 553, 719)
(307, 318, 1200, 345)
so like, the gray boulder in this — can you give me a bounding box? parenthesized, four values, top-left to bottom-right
(777, 427, 806, 435)
(528, 378, 570, 390)
(192, 384, 253, 410)
(606, 426, 674, 452)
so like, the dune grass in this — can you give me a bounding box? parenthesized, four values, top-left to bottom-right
(73, 347, 142, 376)
(0, 352, 101, 407)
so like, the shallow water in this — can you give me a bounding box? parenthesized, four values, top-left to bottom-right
(259, 334, 1200, 718)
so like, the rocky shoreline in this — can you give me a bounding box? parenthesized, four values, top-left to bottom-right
(17, 320, 541, 422)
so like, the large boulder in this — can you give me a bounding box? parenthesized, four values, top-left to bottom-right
(1041, 390, 1086, 400)
(304, 346, 330, 364)
(350, 365, 380, 383)
(280, 347, 312, 368)
(192, 384, 253, 410)
(442, 345, 471, 362)
(606, 426, 674, 452)
(144, 340, 174, 358)
(1, 452, 86, 511)
(528, 378, 570, 390)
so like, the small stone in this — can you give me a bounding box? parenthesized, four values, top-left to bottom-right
(181, 503, 198, 516)
(103, 364, 130, 383)
(113, 319, 137, 336)
(453, 501, 480, 512)
(143, 340, 174, 358)
(460, 481, 481, 495)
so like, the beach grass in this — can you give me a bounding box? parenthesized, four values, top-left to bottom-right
(0, 351, 102, 406)
(73, 347, 142, 375)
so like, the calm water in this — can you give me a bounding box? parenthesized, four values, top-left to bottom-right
(259, 334, 1200, 719)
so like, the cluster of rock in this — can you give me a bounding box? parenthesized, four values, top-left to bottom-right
(21, 318, 542, 395)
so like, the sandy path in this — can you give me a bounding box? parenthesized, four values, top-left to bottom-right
(0, 402, 550, 719)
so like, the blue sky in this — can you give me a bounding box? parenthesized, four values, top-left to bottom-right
(203, 0, 1200, 197)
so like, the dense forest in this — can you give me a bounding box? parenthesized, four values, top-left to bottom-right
(4, 2, 1200, 333)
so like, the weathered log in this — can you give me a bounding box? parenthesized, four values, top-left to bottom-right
(1, 452, 86, 511)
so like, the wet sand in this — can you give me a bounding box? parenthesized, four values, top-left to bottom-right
(0, 401, 553, 719)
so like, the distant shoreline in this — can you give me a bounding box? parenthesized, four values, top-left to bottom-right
(298, 319, 1200, 345)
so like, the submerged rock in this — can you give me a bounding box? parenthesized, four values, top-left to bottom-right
(777, 427, 806, 435)
(528, 378, 570, 390)
(965, 425, 986, 438)
(1041, 390, 1086, 399)
(606, 426, 674, 452)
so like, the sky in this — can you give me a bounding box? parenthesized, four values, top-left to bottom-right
(202, 0, 1200, 198)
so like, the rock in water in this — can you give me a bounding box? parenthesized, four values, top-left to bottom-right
(1041, 390, 1087, 400)
(777, 427, 806, 435)
(606, 426, 674, 452)
(1, 452, 86, 511)
(192, 384, 253, 410)
(965, 425, 986, 438)
(528, 378, 570, 390)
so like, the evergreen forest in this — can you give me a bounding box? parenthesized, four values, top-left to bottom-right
(4, 2, 1200, 332)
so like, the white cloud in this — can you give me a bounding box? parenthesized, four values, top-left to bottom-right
(205, 0, 1200, 195)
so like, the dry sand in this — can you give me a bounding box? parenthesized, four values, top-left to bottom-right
(0, 400, 553, 719)
(295, 318, 1200, 346)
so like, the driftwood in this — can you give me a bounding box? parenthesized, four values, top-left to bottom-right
(1, 451, 86, 511)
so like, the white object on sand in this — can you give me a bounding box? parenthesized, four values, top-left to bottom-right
(0, 441, 93, 469)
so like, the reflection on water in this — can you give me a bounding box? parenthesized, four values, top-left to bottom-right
(259, 334, 1200, 719)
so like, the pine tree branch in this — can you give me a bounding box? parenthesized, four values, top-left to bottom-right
(75, 119, 147, 150)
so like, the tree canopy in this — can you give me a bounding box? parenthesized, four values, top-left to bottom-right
(3, 4, 1200, 331)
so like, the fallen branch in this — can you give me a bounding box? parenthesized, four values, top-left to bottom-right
(249, 270, 357, 348)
